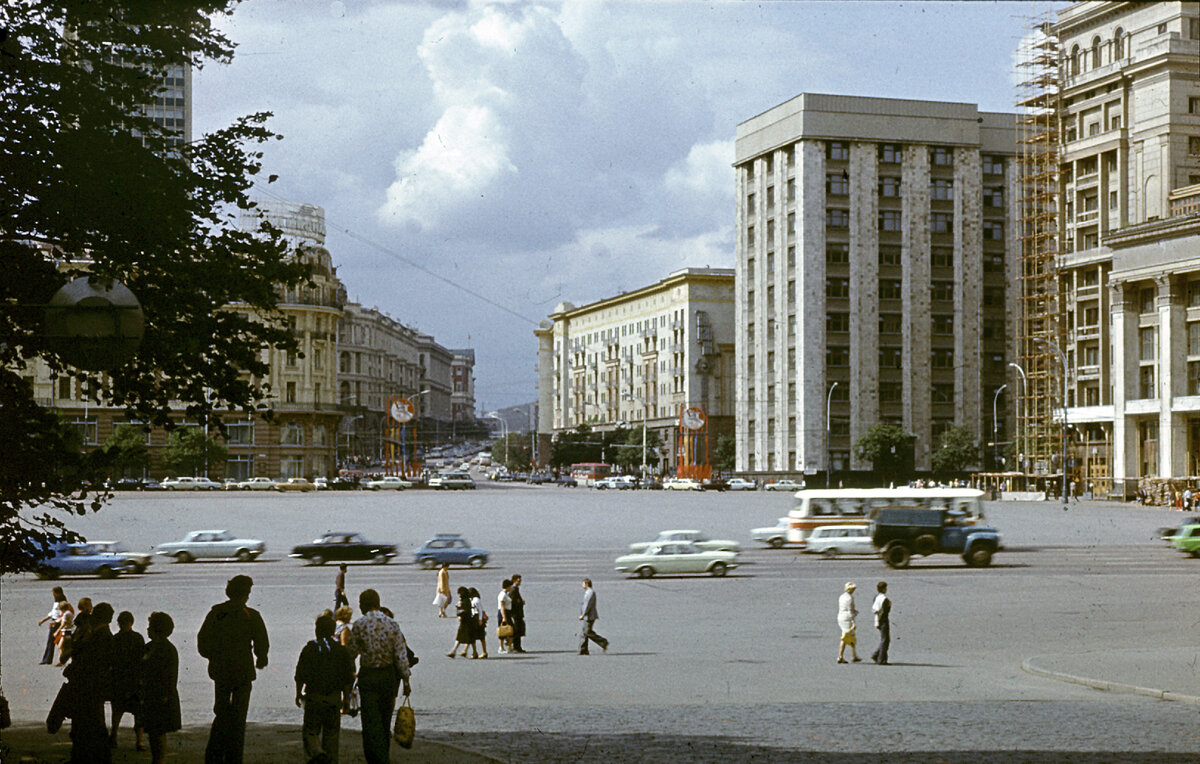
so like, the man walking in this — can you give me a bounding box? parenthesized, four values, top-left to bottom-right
(334, 564, 349, 612)
(509, 573, 526, 652)
(578, 578, 608, 655)
(197, 575, 269, 764)
(295, 612, 354, 764)
(871, 581, 891, 665)
(346, 589, 411, 764)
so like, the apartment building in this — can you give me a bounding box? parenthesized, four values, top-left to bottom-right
(735, 94, 1019, 480)
(1050, 1, 1200, 496)
(536, 268, 735, 476)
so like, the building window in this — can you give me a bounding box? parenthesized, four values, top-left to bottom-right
(879, 347, 902, 369)
(1190, 97, 1200, 115)
(787, 212, 795, 235)
(932, 383, 954, 403)
(826, 209, 849, 229)
(827, 346, 850, 367)
(1113, 28, 1125, 58)
(879, 245, 902, 266)
(984, 186, 1004, 207)
(826, 313, 850, 333)
(787, 179, 795, 201)
(932, 349, 954, 369)
(930, 213, 953, 234)
(766, 219, 775, 240)
(931, 247, 953, 268)
(880, 313, 902, 334)
(313, 425, 327, 446)
(1188, 322, 1200, 355)
(1189, 136, 1200, 155)
(982, 155, 1004, 175)
(1139, 366, 1156, 399)
(747, 193, 756, 215)
(827, 141, 849, 161)
(1082, 344, 1099, 366)
(932, 315, 953, 334)
(880, 385, 902, 403)
(57, 376, 72, 399)
(879, 210, 902, 232)
(879, 144, 901, 164)
(1140, 327, 1157, 361)
(826, 242, 849, 264)
(281, 423, 303, 445)
(879, 279, 902, 300)
(71, 417, 99, 446)
(225, 422, 253, 445)
(984, 287, 1004, 307)
(1189, 361, 1200, 396)
(286, 381, 297, 403)
(766, 186, 774, 207)
(983, 221, 1005, 240)
(879, 176, 901, 198)
(984, 254, 1004, 273)
(827, 174, 849, 196)
(826, 278, 850, 298)
(931, 281, 954, 301)
(930, 146, 952, 166)
(1140, 287, 1156, 314)
(747, 225, 755, 247)
(931, 178, 954, 200)
(280, 456, 304, 479)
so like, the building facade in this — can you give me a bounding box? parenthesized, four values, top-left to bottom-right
(536, 268, 735, 476)
(1048, 1, 1200, 497)
(735, 94, 1019, 480)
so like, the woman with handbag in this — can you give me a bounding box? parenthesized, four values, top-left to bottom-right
(468, 588, 489, 659)
(446, 588, 476, 659)
(496, 580, 513, 653)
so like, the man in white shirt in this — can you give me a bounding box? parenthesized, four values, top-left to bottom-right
(871, 581, 891, 665)
(346, 589, 411, 764)
(496, 579, 513, 653)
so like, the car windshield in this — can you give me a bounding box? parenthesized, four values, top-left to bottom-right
(213, 532, 233, 541)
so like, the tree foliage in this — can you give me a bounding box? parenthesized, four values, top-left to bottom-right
(103, 424, 151, 477)
(931, 424, 978, 475)
(163, 427, 227, 477)
(494, 432, 532, 473)
(713, 434, 736, 472)
(854, 423, 914, 485)
(613, 426, 662, 473)
(0, 1, 309, 572)
(548, 425, 631, 470)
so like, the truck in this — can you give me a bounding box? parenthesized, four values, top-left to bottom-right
(871, 507, 1001, 569)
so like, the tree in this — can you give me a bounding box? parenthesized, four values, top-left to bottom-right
(713, 434, 736, 472)
(494, 432, 532, 473)
(0, 1, 309, 572)
(931, 425, 978, 475)
(855, 423, 914, 485)
(163, 428, 227, 477)
(613, 427, 663, 474)
(103, 424, 151, 478)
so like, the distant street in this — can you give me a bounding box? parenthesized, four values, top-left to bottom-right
(4, 486, 1198, 758)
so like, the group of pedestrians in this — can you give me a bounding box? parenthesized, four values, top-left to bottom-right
(443, 570, 528, 659)
(836, 581, 892, 665)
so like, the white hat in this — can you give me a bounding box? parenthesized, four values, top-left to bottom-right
(844, 582, 856, 592)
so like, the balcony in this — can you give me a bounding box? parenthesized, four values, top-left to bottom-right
(1074, 171, 1100, 189)
(1075, 208, 1099, 225)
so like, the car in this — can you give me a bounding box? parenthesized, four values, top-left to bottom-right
(629, 530, 741, 553)
(640, 477, 663, 490)
(764, 479, 805, 492)
(140, 478, 164, 491)
(238, 477, 277, 491)
(155, 530, 266, 563)
(872, 508, 1001, 568)
(615, 542, 739, 578)
(326, 477, 361, 491)
(751, 517, 792, 548)
(700, 477, 729, 492)
(804, 525, 875, 558)
(526, 473, 551, 485)
(429, 472, 475, 490)
(222, 478, 242, 491)
(313, 477, 329, 490)
(366, 475, 413, 491)
(162, 476, 221, 491)
(88, 541, 153, 573)
(727, 478, 758, 491)
(111, 477, 146, 491)
(556, 475, 577, 487)
(1169, 523, 1200, 557)
(595, 475, 636, 490)
(34, 542, 138, 579)
(289, 532, 397, 565)
(663, 478, 702, 491)
(413, 534, 489, 568)
(276, 477, 316, 492)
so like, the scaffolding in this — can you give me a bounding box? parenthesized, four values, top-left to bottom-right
(1015, 15, 1065, 493)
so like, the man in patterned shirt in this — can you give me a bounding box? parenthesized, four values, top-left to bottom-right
(346, 588, 411, 764)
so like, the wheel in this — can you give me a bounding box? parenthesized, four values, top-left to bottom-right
(235, 549, 254, 563)
(310, 555, 325, 566)
(883, 543, 911, 569)
(174, 551, 194, 563)
(636, 566, 655, 579)
(913, 534, 938, 556)
(36, 567, 61, 580)
(822, 547, 839, 559)
(768, 537, 784, 549)
(97, 565, 117, 579)
(420, 557, 438, 570)
(373, 553, 390, 565)
(965, 547, 994, 568)
(709, 561, 728, 577)
(468, 556, 486, 568)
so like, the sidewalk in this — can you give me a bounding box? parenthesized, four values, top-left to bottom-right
(0, 720, 501, 763)
(1023, 646, 1200, 704)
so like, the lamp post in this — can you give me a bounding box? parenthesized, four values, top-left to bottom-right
(1033, 336, 1069, 512)
(992, 384, 1007, 472)
(826, 381, 839, 489)
(1008, 361, 1027, 478)
(485, 412, 508, 469)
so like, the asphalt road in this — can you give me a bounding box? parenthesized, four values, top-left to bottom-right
(3, 486, 1198, 760)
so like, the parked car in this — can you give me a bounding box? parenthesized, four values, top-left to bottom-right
(727, 478, 758, 491)
(327, 477, 361, 491)
(155, 530, 266, 563)
(751, 517, 792, 548)
(596, 475, 637, 490)
(700, 477, 729, 492)
(88, 541, 153, 573)
(413, 534, 488, 568)
(872, 508, 1001, 568)
(640, 477, 663, 490)
(764, 479, 805, 492)
(313, 477, 329, 490)
(526, 473, 551, 485)
(615, 542, 739, 578)
(276, 477, 316, 492)
(111, 477, 147, 491)
(222, 478, 242, 491)
(140, 478, 164, 491)
(290, 532, 397, 565)
(663, 478, 702, 491)
(34, 542, 138, 579)
(804, 525, 875, 558)
(629, 530, 741, 553)
(366, 475, 413, 491)
(429, 472, 475, 490)
(556, 475, 578, 487)
(1169, 523, 1200, 557)
(238, 477, 277, 491)
(162, 476, 221, 491)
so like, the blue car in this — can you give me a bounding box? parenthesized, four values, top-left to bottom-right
(413, 534, 488, 569)
(35, 542, 138, 579)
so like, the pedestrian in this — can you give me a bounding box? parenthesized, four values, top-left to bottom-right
(38, 586, 67, 665)
(509, 573, 526, 653)
(334, 564, 349, 612)
(72, 597, 94, 645)
(578, 578, 608, 655)
(334, 606, 354, 648)
(447, 587, 475, 658)
(1184, 487, 1193, 511)
(434, 562, 451, 617)
(837, 582, 861, 664)
(140, 612, 181, 764)
(468, 587, 489, 659)
(197, 574, 269, 764)
(55, 601, 76, 666)
(871, 581, 892, 665)
(295, 612, 355, 764)
(109, 610, 146, 751)
(345, 589, 411, 764)
(496, 579, 513, 653)
(66, 601, 115, 763)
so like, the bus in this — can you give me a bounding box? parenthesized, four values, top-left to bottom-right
(569, 462, 612, 487)
(785, 488, 986, 547)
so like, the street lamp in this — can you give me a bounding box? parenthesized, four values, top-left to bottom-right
(826, 381, 839, 489)
(992, 384, 1007, 472)
(1033, 336, 1069, 512)
(485, 412, 508, 468)
(1008, 362, 1027, 477)
(622, 392, 648, 479)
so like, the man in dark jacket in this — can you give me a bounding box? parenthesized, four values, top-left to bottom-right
(66, 601, 114, 763)
(295, 612, 355, 764)
(197, 575, 269, 763)
(509, 573, 526, 652)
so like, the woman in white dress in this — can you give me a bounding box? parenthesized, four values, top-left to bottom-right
(837, 582, 861, 663)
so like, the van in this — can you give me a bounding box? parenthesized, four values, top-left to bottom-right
(803, 525, 876, 558)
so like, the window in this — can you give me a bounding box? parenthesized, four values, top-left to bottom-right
(826, 278, 850, 298)
(787, 212, 795, 235)
(931, 178, 954, 200)
(931, 247, 953, 268)
(932, 383, 954, 403)
(313, 425, 327, 446)
(1190, 361, 1200, 396)
(879, 176, 901, 198)
(747, 193, 755, 215)
(1190, 322, 1200, 355)
(932, 315, 953, 334)
(767, 186, 775, 207)
(984, 287, 1004, 307)
(984, 254, 1004, 273)
(1191, 98, 1200, 115)
(827, 346, 850, 366)
(879, 347, 902, 369)
(879, 279, 902, 300)
(281, 423, 304, 445)
(932, 349, 954, 368)
(828, 141, 849, 161)
(1113, 28, 1125, 58)
(982, 155, 1004, 175)
(931, 281, 954, 301)
(280, 456, 304, 479)
(1140, 287, 1156, 314)
(826, 209, 849, 229)
(930, 213, 953, 234)
(226, 422, 253, 445)
(880, 385, 902, 403)
(983, 221, 1005, 241)
(1189, 136, 1200, 156)
(878, 245, 902, 266)
(747, 225, 755, 246)
(71, 417, 99, 446)
(57, 376, 72, 399)
(827, 174, 849, 196)
(826, 313, 850, 332)
(879, 144, 901, 163)
(826, 242, 849, 264)
(1139, 366, 1156, 399)
(930, 146, 952, 166)
(880, 313, 902, 334)
(286, 381, 297, 403)
(879, 210, 901, 232)
(1110, 115, 1121, 131)
(787, 179, 795, 201)
(1082, 344, 1099, 366)
(1084, 305, 1099, 326)
(984, 186, 1004, 207)
(1140, 327, 1157, 361)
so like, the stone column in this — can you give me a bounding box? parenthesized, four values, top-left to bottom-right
(795, 140, 827, 475)
(901, 145, 931, 470)
(849, 142, 879, 472)
(1157, 275, 1186, 477)
(953, 147, 983, 443)
(1109, 279, 1136, 495)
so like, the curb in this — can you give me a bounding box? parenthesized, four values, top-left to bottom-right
(1021, 655, 1200, 705)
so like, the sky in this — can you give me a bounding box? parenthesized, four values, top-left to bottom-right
(194, 0, 1054, 412)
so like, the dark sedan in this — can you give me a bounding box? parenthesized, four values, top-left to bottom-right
(289, 532, 397, 565)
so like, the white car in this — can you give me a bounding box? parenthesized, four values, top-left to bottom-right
(764, 479, 805, 492)
(595, 476, 636, 490)
(155, 530, 266, 563)
(238, 477, 277, 491)
(663, 478, 702, 491)
(162, 476, 221, 491)
(727, 478, 758, 491)
(629, 530, 741, 553)
(752, 518, 792, 548)
(615, 543, 739, 578)
(804, 525, 875, 558)
(367, 476, 413, 491)
(429, 472, 475, 490)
